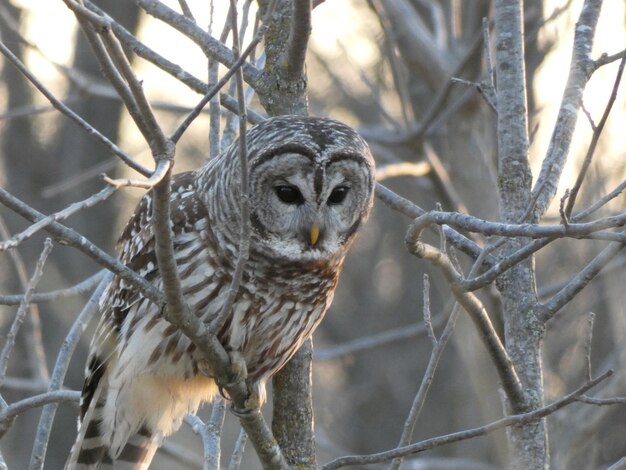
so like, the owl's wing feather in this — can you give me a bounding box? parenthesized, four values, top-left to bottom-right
(68, 170, 211, 469)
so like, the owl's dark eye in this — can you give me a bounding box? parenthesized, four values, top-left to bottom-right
(274, 185, 304, 205)
(327, 186, 349, 205)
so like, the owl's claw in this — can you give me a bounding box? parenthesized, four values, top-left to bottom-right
(216, 350, 248, 400)
(229, 387, 262, 417)
(229, 402, 261, 418)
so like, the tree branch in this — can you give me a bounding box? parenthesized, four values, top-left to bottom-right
(564, 49, 626, 218)
(0, 187, 163, 303)
(280, 0, 311, 80)
(135, 0, 261, 86)
(28, 273, 112, 470)
(322, 370, 613, 469)
(529, 0, 603, 220)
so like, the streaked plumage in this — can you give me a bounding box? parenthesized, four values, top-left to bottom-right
(66, 116, 375, 469)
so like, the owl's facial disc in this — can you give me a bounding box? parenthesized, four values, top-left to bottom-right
(249, 152, 374, 262)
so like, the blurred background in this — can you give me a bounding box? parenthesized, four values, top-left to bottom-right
(1, 0, 625, 468)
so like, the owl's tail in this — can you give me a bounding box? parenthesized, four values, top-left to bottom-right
(65, 380, 160, 470)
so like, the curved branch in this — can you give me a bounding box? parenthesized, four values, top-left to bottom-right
(0, 271, 104, 306)
(405, 231, 527, 411)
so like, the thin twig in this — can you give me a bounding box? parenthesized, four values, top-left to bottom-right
(389, 305, 461, 470)
(0, 186, 117, 251)
(539, 232, 626, 321)
(564, 49, 626, 218)
(314, 316, 446, 361)
(578, 395, 626, 406)
(0, 39, 150, 176)
(585, 312, 595, 382)
(0, 217, 49, 384)
(323, 370, 613, 469)
(0, 270, 104, 306)
(208, 0, 251, 336)
(29, 273, 112, 470)
(177, 0, 195, 21)
(169, 2, 274, 145)
(422, 274, 436, 347)
(528, 0, 603, 221)
(0, 239, 53, 387)
(405, 228, 527, 411)
(206, 398, 227, 469)
(0, 187, 162, 303)
(136, 0, 262, 85)
(408, 210, 626, 244)
(227, 428, 248, 470)
(575, 177, 626, 221)
(375, 184, 489, 264)
(102, 159, 172, 189)
(0, 390, 81, 426)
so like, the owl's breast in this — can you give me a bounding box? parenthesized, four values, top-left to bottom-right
(219, 269, 338, 385)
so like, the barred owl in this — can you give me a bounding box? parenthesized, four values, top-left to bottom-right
(66, 116, 375, 469)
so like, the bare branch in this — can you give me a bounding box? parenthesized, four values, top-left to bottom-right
(102, 159, 171, 189)
(0, 390, 81, 430)
(314, 316, 446, 361)
(227, 429, 248, 470)
(409, 210, 626, 243)
(593, 48, 626, 71)
(170, 5, 272, 145)
(405, 228, 527, 411)
(177, 0, 195, 21)
(0, 239, 53, 386)
(0, 187, 163, 303)
(0, 270, 104, 306)
(322, 371, 613, 469)
(390, 304, 461, 470)
(539, 234, 626, 321)
(135, 0, 261, 85)
(0, 39, 150, 176)
(208, 0, 251, 335)
(29, 273, 112, 470)
(0, 217, 49, 383)
(375, 183, 490, 264)
(575, 178, 626, 221)
(205, 399, 227, 469)
(0, 186, 117, 251)
(585, 312, 595, 382)
(564, 50, 626, 217)
(529, 0, 603, 221)
(281, 0, 311, 80)
(578, 395, 626, 406)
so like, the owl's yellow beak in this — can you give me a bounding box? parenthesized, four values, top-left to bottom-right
(310, 224, 321, 247)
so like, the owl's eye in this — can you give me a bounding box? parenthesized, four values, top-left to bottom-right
(274, 185, 304, 205)
(327, 186, 349, 205)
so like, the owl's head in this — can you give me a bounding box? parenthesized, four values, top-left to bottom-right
(242, 116, 375, 264)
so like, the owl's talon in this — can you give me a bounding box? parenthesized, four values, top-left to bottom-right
(216, 350, 248, 395)
(229, 403, 260, 418)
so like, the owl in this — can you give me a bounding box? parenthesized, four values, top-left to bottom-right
(66, 116, 376, 469)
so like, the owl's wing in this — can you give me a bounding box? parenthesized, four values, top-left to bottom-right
(67, 171, 213, 469)
(79, 170, 209, 417)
